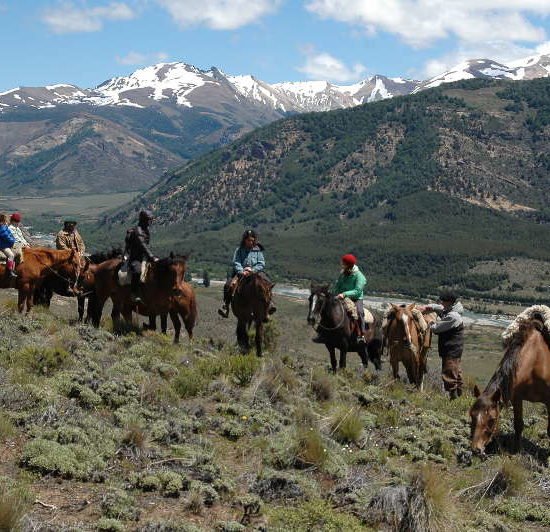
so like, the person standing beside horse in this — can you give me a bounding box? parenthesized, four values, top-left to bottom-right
(125, 210, 158, 303)
(0, 213, 17, 278)
(56, 220, 86, 254)
(313, 254, 367, 344)
(419, 290, 464, 400)
(218, 229, 276, 319)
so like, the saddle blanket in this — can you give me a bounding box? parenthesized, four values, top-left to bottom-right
(0, 245, 24, 264)
(342, 297, 375, 323)
(118, 259, 149, 286)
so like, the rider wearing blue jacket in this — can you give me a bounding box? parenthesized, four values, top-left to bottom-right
(218, 229, 274, 318)
(0, 213, 17, 278)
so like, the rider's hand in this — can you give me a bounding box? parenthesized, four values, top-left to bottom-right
(153, 256, 160, 262)
(243, 270, 251, 276)
(336, 293, 345, 299)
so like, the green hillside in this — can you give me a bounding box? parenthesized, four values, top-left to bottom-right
(93, 78, 550, 302)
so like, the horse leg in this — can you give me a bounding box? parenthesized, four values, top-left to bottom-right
(405, 359, 417, 387)
(327, 346, 337, 373)
(181, 311, 194, 340)
(339, 349, 347, 370)
(368, 340, 383, 371)
(169, 310, 181, 344)
(77, 296, 85, 322)
(17, 286, 28, 313)
(358, 344, 369, 370)
(236, 320, 249, 354)
(390, 350, 399, 380)
(146, 315, 157, 331)
(547, 404, 550, 439)
(255, 319, 263, 357)
(512, 399, 524, 452)
(160, 314, 168, 334)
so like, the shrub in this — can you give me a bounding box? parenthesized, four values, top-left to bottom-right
(173, 368, 206, 398)
(101, 488, 140, 521)
(310, 369, 333, 401)
(0, 411, 15, 441)
(19, 346, 69, 376)
(0, 483, 32, 531)
(295, 427, 327, 468)
(227, 354, 260, 386)
(330, 407, 363, 444)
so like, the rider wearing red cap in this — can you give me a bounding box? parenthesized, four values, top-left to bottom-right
(8, 212, 31, 248)
(313, 253, 368, 343)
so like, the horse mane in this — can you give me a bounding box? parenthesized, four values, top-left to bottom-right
(155, 254, 188, 272)
(488, 316, 550, 404)
(88, 247, 123, 264)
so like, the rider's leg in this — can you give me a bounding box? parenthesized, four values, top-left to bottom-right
(130, 261, 142, 302)
(355, 299, 365, 343)
(2, 248, 17, 278)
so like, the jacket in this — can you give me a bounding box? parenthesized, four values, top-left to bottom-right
(125, 224, 154, 262)
(232, 245, 265, 275)
(429, 302, 465, 358)
(56, 229, 85, 253)
(8, 224, 30, 246)
(332, 265, 366, 301)
(0, 225, 15, 249)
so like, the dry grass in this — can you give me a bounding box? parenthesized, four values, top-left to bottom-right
(329, 407, 363, 444)
(309, 369, 333, 401)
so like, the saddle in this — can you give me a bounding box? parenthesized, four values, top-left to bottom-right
(0, 246, 24, 265)
(117, 258, 150, 286)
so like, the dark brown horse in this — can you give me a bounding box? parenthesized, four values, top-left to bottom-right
(307, 284, 382, 373)
(0, 248, 82, 313)
(385, 304, 434, 390)
(90, 254, 196, 343)
(231, 273, 274, 357)
(470, 314, 550, 455)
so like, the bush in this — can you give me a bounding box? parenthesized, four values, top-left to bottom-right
(310, 369, 333, 401)
(0, 411, 15, 441)
(330, 407, 363, 444)
(19, 346, 69, 376)
(295, 427, 327, 468)
(0, 482, 32, 531)
(173, 368, 206, 398)
(227, 354, 260, 386)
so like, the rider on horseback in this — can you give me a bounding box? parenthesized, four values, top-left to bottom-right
(218, 229, 276, 318)
(125, 210, 158, 303)
(0, 213, 17, 278)
(313, 254, 367, 343)
(56, 220, 86, 254)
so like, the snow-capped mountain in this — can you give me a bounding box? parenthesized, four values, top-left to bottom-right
(2, 54, 550, 116)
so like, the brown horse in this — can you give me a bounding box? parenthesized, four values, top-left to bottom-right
(140, 282, 198, 343)
(385, 304, 433, 390)
(231, 273, 274, 357)
(470, 313, 550, 455)
(307, 284, 382, 372)
(0, 248, 82, 313)
(90, 255, 196, 343)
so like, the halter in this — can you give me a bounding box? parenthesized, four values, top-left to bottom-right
(34, 251, 82, 294)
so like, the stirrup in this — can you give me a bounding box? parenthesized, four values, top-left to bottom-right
(218, 307, 229, 318)
(268, 305, 277, 315)
(357, 335, 366, 344)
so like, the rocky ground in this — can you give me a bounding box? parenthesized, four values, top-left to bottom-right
(0, 287, 548, 531)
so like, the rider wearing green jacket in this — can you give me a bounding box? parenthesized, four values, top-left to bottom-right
(313, 254, 368, 343)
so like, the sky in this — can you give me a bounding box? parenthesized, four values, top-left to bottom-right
(2, 0, 550, 92)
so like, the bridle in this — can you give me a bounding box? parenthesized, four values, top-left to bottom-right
(34, 250, 83, 295)
(309, 292, 346, 331)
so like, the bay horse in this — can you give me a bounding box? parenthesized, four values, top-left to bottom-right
(140, 282, 198, 343)
(307, 284, 382, 373)
(470, 308, 550, 455)
(34, 249, 122, 322)
(89, 254, 196, 343)
(385, 304, 433, 390)
(0, 248, 82, 313)
(231, 273, 274, 357)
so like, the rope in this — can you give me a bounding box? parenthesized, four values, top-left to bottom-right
(317, 298, 347, 331)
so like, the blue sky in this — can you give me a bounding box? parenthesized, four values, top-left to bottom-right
(2, 1, 550, 92)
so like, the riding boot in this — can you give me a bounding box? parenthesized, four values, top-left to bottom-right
(130, 275, 142, 303)
(218, 302, 230, 318)
(6, 259, 17, 278)
(218, 284, 231, 318)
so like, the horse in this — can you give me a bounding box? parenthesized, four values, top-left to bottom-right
(34, 249, 122, 322)
(470, 307, 550, 455)
(307, 284, 383, 373)
(89, 254, 195, 343)
(231, 273, 275, 357)
(140, 282, 198, 343)
(384, 303, 434, 390)
(0, 248, 82, 313)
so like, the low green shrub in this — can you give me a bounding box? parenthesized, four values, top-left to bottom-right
(330, 407, 363, 444)
(18, 345, 70, 376)
(226, 354, 260, 386)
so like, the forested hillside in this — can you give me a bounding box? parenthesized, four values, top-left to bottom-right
(96, 78, 550, 301)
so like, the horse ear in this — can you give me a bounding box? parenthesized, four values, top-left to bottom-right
(390, 303, 399, 311)
(473, 385, 481, 398)
(407, 303, 416, 311)
(491, 388, 501, 404)
(270, 283, 275, 289)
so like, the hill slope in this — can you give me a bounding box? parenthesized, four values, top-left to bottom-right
(96, 78, 550, 301)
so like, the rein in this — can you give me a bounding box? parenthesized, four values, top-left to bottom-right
(33, 252, 81, 291)
(317, 296, 347, 331)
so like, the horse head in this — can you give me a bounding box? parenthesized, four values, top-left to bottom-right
(389, 303, 417, 349)
(469, 385, 502, 455)
(307, 283, 331, 326)
(154, 254, 188, 292)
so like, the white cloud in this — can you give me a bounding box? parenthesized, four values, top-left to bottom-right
(116, 51, 169, 65)
(297, 49, 367, 82)
(42, 2, 135, 34)
(156, 0, 281, 30)
(305, 1, 549, 47)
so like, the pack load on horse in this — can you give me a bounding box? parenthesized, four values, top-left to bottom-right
(218, 230, 276, 356)
(218, 229, 276, 319)
(307, 254, 382, 373)
(0, 213, 18, 278)
(470, 305, 550, 455)
(382, 303, 435, 389)
(124, 209, 158, 303)
(418, 290, 464, 399)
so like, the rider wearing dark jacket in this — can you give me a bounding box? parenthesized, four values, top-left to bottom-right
(125, 210, 157, 302)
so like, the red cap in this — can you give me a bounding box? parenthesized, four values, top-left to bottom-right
(10, 212, 21, 222)
(341, 254, 357, 267)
